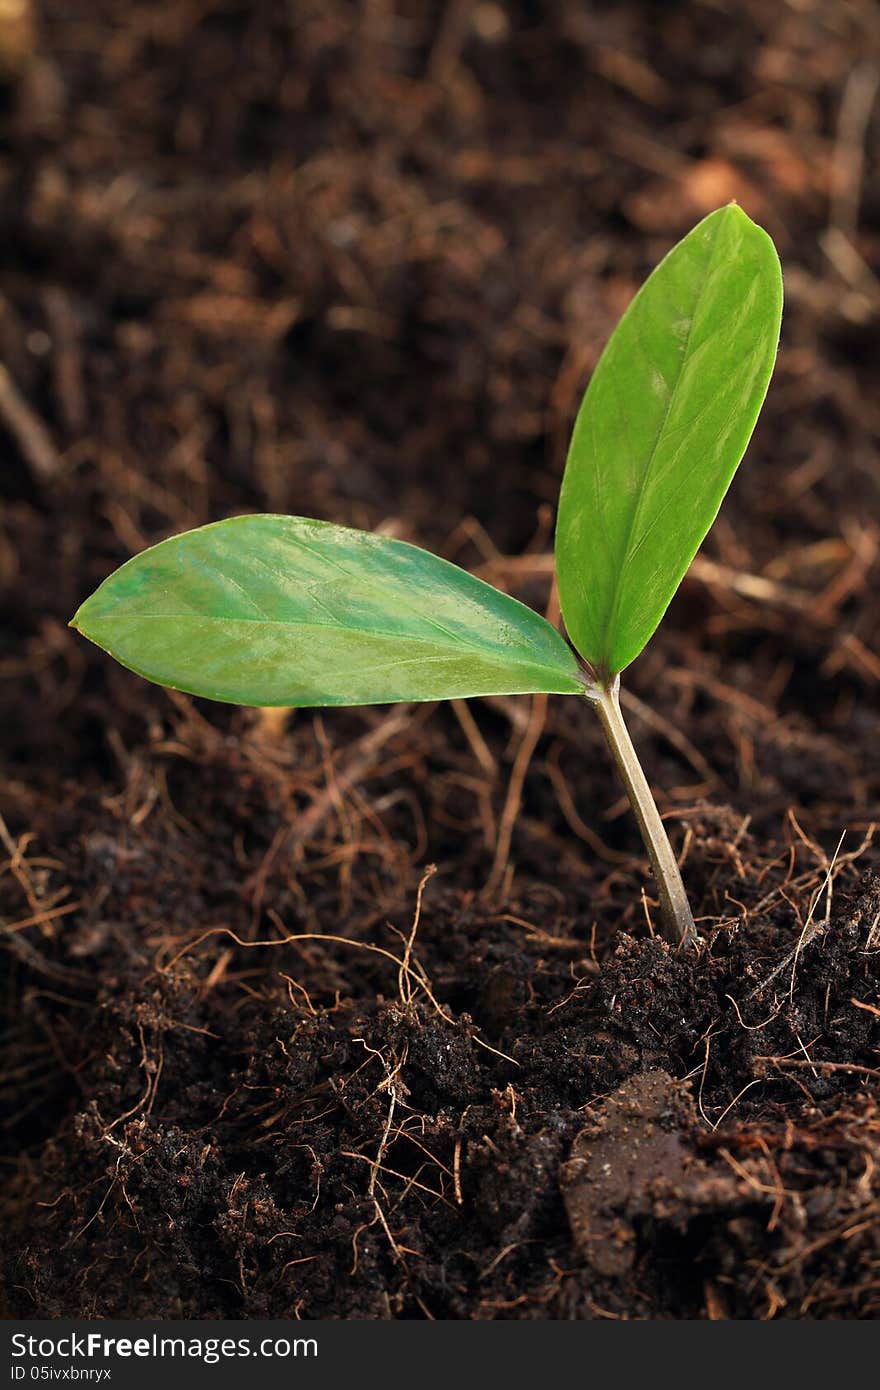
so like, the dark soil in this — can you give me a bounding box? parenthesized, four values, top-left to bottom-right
(2, 0, 880, 1320)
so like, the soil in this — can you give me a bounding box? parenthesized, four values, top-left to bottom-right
(2, 0, 880, 1320)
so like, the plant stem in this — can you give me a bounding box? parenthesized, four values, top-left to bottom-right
(591, 677, 697, 947)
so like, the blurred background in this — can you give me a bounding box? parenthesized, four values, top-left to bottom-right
(1, 0, 879, 1320)
(2, 1, 879, 790)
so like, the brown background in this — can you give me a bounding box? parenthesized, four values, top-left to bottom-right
(1, 0, 879, 1319)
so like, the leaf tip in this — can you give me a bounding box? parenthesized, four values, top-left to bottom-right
(69, 602, 90, 636)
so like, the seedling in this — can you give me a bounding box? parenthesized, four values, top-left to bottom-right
(71, 206, 782, 946)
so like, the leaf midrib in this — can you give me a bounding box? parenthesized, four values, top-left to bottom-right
(598, 215, 724, 671)
(80, 612, 578, 678)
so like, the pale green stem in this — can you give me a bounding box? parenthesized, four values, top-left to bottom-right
(590, 676, 697, 948)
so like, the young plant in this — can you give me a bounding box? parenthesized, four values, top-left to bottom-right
(71, 205, 782, 947)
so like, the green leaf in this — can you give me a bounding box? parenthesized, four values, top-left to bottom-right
(71, 515, 583, 706)
(556, 204, 782, 678)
